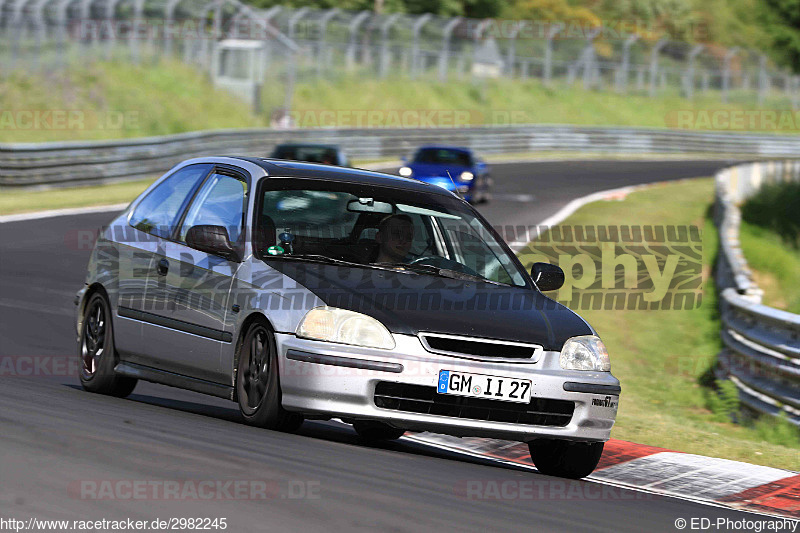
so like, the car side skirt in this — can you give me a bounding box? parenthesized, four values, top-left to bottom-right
(114, 361, 234, 400)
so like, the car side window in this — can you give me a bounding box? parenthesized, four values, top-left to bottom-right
(180, 172, 248, 243)
(129, 164, 211, 239)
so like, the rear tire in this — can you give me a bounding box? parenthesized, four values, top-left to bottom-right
(236, 319, 303, 432)
(78, 292, 137, 398)
(352, 421, 405, 443)
(528, 439, 604, 479)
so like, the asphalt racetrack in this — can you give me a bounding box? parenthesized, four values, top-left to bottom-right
(1, 159, 758, 532)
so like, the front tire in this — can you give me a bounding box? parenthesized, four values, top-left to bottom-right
(78, 292, 137, 397)
(236, 319, 303, 432)
(352, 421, 405, 443)
(528, 439, 604, 479)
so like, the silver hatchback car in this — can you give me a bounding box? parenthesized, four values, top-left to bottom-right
(76, 156, 620, 479)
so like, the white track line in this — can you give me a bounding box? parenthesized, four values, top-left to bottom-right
(402, 434, 798, 521)
(0, 203, 129, 224)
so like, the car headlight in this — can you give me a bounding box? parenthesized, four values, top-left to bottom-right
(459, 171, 474, 181)
(296, 307, 395, 350)
(399, 166, 413, 177)
(560, 335, 611, 371)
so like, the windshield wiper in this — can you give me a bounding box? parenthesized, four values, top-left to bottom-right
(267, 254, 403, 273)
(273, 254, 360, 267)
(376, 262, 505, 285)
(268, 255, 507, 285)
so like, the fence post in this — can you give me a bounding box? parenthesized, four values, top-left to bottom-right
(316, 8, 339, 78)
(757, 53, 768, 105)
(543, 22, 563, 86)
(649, 38, 667, 97)
(164, 0, 184, 58)
(722, 47, 738, 103)
(129, 0, 144, 63)
(615, 34, 638, 93)
(31, 0, 55, 66)
(438, 16, 460, 82)
(287, 7, 308, 40)
(379, 13, 399, 78)
(104, 0, 123, 60)
(410, 13, 430, 79)
(505, 21, 522, 77)
(12, 0, 38, 67)
(683, 44, 703, 100)
(56, 0, 73, 66)
(345, 10, 369, 72)
(581, 26, 600, 90)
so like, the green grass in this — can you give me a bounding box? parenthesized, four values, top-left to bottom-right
(739, 180, 800, 313)
(1, 61, 798, 144)
(0, 178, 156, 215)
(739, 222, 800, 313)
(266, 75, 797, 131)
(516, 178, 800, 471)
(0, 59, 263, 142)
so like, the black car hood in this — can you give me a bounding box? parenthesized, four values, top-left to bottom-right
(268, 262, 592, 351)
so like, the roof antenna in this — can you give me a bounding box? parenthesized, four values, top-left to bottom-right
(445, 170, 464, 200)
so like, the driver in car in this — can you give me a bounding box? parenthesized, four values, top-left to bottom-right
(374, 214, 414, 264)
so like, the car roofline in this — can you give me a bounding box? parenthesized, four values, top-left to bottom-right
(241, 157, 459, 197)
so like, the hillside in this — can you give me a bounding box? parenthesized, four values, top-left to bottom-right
(0, 61, 796, 144)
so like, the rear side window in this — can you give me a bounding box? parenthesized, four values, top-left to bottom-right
(180, 173, 248, 243)
(129, 164, 211, 238)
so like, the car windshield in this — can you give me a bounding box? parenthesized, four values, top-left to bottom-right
(272, 145, 338, 165)
(413, 148, 472, 166)
(255, 179, 528, 287)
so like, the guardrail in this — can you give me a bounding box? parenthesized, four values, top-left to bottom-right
(4, 125, 800, 187)
(714, 160, 800, 426)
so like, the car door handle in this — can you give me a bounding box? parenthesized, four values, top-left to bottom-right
(156, 258, 169, 276)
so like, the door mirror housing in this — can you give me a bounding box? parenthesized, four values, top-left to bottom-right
(531, 262, 564, 291)
(185, 225, 240, 262)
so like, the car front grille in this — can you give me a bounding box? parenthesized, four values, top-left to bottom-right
(373, 382, 574, 427)
(419, 333, 540, 360)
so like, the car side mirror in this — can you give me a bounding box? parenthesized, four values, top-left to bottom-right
(185, 225, 240, 262)
(401, 155, 408, 164)
(531, 262, 564, 291)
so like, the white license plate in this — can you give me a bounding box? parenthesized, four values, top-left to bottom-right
(437, 370, 531, 404)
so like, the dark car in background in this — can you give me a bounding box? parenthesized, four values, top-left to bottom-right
(398, 146, 491, 204)
(270, 143, 351, 167)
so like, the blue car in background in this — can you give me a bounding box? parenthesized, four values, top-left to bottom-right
(398, 146, 491, 203)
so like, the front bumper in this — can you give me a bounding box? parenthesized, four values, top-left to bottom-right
(276, 333, 619, 443)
